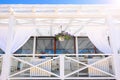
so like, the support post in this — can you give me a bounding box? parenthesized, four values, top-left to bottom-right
(33, 36, 36, 58)
(113, 54, 120, 80)
(1, 14, 15, 80)
(106, 12, 120, 80)
(75, 36, 79, 76)
(75, 36, 79, 55)
(60, 55, 65, 80)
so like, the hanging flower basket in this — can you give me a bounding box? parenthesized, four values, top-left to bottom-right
(55, 31, 73, 41)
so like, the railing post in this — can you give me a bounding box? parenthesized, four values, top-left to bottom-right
(1, 12, 15, 80)
(33, 36, 36, 58)
(60, 55, 65, 80)
(113, 54, 120, 80)
(1, 54, 12, 80)
(75, 36, 78, 56)
(106, 9, 120, 80)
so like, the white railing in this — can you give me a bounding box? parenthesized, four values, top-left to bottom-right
(0, 54, 116, 80)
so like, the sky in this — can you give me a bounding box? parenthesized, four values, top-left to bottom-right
(0, 0, 111, 4)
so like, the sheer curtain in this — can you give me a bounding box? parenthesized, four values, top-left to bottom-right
(11, 27, 35, 53)
(85, 26, 112, 54)
(0, 27, 8, 52)
(0, 27, 35, 54)
(109, 26, 120, 54)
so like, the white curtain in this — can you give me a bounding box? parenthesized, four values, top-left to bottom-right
(0, 26, 35, 80)
(11, 27, 35, 53)
(109, 26, 120, 80)
(109, 26, 120, 54)
(0, 27, 8, 52)
(85, 26, 112, 53)
(0, 27, 35, 54)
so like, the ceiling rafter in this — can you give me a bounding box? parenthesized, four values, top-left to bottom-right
(1, 5, 120, 37)
(50, 20, 54, 36)
(73, 19, 91, 35)
(36, 28, 42, 36)
(63, 19, 73, 32)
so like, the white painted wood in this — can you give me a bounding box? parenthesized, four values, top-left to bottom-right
(64, 77, 115, 79)
(60, 55, 65, 80)
(10, 56, 60, 78)
(75, 36, 78, 55)
(1, 15, 15, 80)
(9, 77, 60, 79)
(2, 54, 115, 80)
(30, 58, 51, 77)
(65, 55, 114, 77)
(113, 54, 120, 80)
(33, 36, 36, 58)
(106, 12, 120, 80)
(75, 37, 79, 76)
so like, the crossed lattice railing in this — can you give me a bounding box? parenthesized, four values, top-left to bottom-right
(1, 54, 115, 80)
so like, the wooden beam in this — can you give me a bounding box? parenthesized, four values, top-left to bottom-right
(0, 13, 107, 19)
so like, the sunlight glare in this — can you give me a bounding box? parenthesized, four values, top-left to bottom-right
(113, 0, 120, 5)
(111, 0, 120, 8)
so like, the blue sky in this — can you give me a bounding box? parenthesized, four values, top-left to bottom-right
(0, 0, 110, 4)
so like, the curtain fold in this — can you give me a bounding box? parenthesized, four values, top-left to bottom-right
(0, 27, 8, 52)
(0, 27, 35, 54)
(11, 27, 35, 53)
(85, 26, 112, 54)
(109, 26, 120, 54)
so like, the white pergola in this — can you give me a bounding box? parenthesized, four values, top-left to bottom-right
(0, 4, 120, 80)
(0, 4, 120, 36)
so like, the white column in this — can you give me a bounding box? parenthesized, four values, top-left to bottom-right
(75, 36, 78, 55)
(106, 14, 120, 80)
(60, 55, 65, 80)
(1, 15, 15, 80)
(75, 36, 80, 76)
(33, 36, 36, 58)
(113, 53, 120, 80)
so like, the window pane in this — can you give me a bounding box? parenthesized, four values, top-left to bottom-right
(14, 37, 33, 54)
(0, 49, 4, 54)
(36, 37, 54, 54)
(78, 37, 101, 54)
(56, 38, 75, 54)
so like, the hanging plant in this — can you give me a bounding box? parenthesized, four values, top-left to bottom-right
(55, 31, 73, 41)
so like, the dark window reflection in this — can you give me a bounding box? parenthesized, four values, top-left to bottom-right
(78, 37, 102, 54)
(56, 38, 75, 54)
(36, 37, 54, 54)
(15, 37, 33, 54)
(0, 49, 4, 54)
(14, 37, 102, 54)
